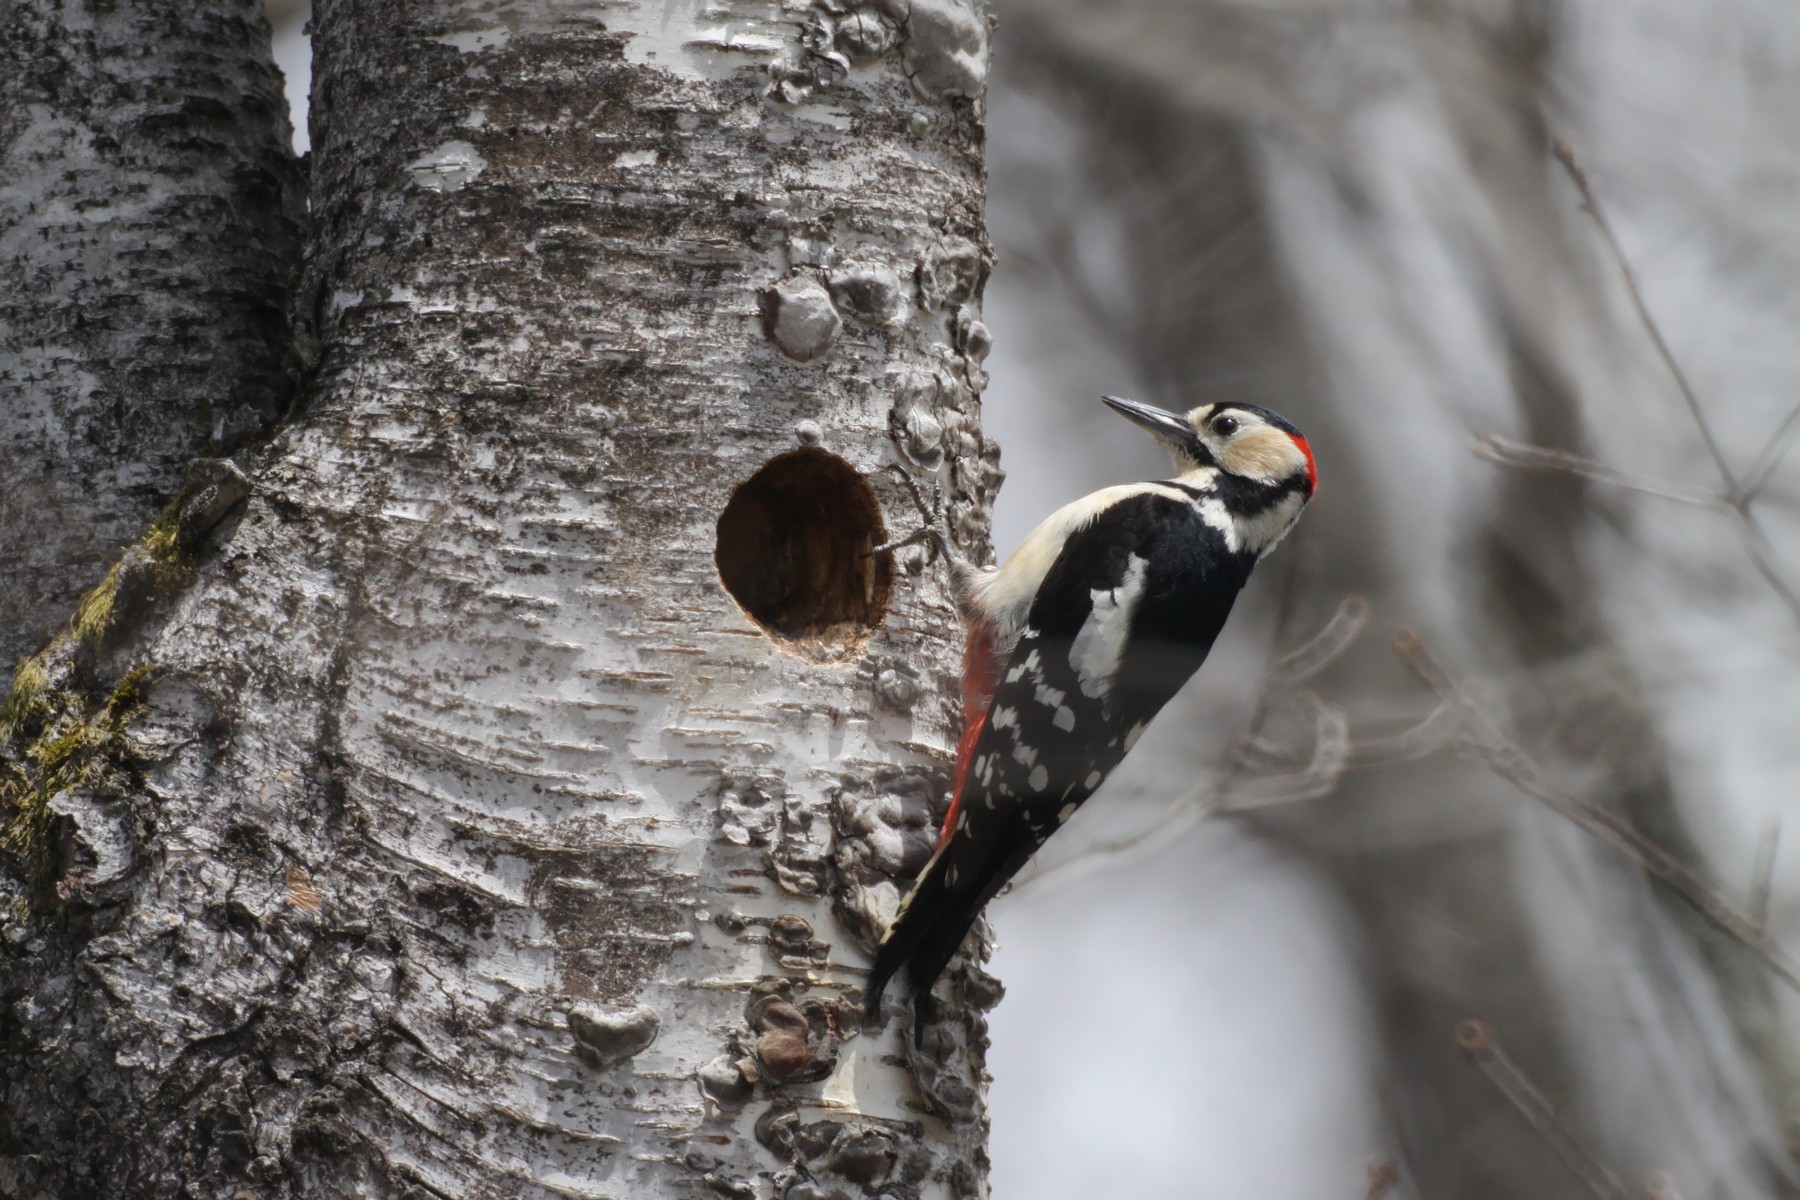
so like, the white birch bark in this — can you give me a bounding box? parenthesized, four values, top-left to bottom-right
(0, 0, 999, 1196)
(0, 0, 306, 682)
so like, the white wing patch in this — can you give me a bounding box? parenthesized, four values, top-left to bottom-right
(1068, 553, 1150, 700)
(1191, 494, 1240, 553)
(1005, 646, 1041, 684)
(975, 483, 1199, 652)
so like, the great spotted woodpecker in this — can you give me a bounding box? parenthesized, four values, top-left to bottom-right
(866, 395, 1317, 1038)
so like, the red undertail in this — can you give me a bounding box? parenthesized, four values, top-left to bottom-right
(939, 617, 999, 851)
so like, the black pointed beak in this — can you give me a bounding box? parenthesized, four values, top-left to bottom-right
(1101, 394, 1191, 445)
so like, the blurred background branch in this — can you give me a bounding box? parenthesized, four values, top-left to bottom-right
(976, 2, 1800, 1198)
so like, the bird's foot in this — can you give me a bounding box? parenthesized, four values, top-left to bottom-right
(868, 466, 955, 565)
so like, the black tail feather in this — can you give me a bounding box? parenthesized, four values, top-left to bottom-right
(864, 843, 1014, 1044)
(863, 846, 951, 1023)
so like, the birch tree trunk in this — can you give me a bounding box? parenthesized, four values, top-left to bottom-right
(0, 1, 999, 1196)
(0, 0, 305, 687)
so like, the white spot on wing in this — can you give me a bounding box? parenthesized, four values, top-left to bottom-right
(1011, 744, 1039, 768)
(1068, 553, 1151, 700)
(1053, 706, 1075, 731)
(1058, 803, 1077, 823)
(1124, 721, 1147, 752)
(976, 485, 1197, 646)
(1027, 765, 1049, 792)
(1084, 770, 1102, 788)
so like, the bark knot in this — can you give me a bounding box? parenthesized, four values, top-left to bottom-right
(567, 1002, 661, 1069)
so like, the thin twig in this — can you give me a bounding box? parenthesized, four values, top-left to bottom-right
(1396, 629, 1800, 995)
(1471, 434, 1723, 509)
(1220, 691, 1349, 811)
(1554, 138, 1800, 624)
(1341, 698, 1464, 768)
(1743, 403, 1800, 501)
(1274, 595, 1372, 683)
(1750, 814, 1781, 931)
(1456, 1020, 1636, 1200)
(1553, 140, 1740, 498)
(1475, 430, 1800, 622)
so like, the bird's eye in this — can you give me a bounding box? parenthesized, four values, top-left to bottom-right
(1211, 415, 1240, 437)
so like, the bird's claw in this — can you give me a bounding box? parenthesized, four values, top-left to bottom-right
(868, 466, 955, 564)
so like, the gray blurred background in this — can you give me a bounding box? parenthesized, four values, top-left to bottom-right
(270, 2, 1800, 1195)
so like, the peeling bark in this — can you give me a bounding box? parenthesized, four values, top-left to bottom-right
(0, 0, 306, 683)
(1, 0, 996, 1196)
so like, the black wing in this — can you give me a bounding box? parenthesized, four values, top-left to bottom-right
(865, 491, 1255, 1036)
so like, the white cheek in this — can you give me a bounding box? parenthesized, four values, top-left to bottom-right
(1219, 427, 1303, 481)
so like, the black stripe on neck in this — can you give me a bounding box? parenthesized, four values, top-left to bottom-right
(1213, 471, 1305, 516)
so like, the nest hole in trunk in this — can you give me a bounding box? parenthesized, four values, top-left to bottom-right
(714, 448, 894, 659)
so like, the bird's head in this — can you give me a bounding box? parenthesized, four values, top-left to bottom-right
(1102, 395, 1317, 498)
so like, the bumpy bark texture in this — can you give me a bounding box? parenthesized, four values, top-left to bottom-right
(0, 0, 306, 684)
(0, 0, 997, 1197)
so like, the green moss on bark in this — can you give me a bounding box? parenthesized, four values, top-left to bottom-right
(2, 467, 243, 890)
(73, 499, 203, 651)
(0, 655, 51, 738)
(0, 664, 151, 892)
(73, 565, 124, 649)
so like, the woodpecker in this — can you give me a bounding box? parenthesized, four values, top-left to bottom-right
(866, 395, 1317, 1039)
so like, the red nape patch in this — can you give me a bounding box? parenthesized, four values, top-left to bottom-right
(940, 619, 1001, 850)
(1291, 434, 1319, 494)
